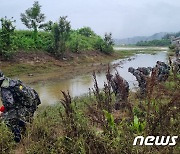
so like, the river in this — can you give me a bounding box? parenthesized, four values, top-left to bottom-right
(33, 50, 168, 105)
(0, 49, 168, 106)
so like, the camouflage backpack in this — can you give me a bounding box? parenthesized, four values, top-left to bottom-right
(1, 78, 41, 110)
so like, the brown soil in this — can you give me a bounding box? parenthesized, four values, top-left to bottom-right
(0, 51, 123, 84)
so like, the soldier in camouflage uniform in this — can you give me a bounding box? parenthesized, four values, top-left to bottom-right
(107, 72, 129, 110)
(174, 58, 180, 74)
(128, 67, 148, 97)
(175, 47, 180, 58)
(137, 67, 152, 76)
(0, 71, 41, 142)
(155, 61, 170, 82)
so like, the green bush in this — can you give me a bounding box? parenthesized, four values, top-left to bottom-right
(95, 37, 114, 54)
(67, 31, 107, 53)
(14, 30, 52, 51)
(95, 33, 114, 54)
(67, 32, 94, 52)
(78, 27, 96, 37)
(0, 123, 15, 154)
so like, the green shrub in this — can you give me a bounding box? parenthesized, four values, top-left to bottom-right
(0, 123, 15, 154)
(95, 33, 114, 54)
(78, 27, 96, 37)
(14, 30, 53, 51)
(67, 31, 105, 52)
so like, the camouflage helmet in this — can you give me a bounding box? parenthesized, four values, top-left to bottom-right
(156, 61, 160, 64)
(0, 70, 5, 81)
(128, 67, 135, 73)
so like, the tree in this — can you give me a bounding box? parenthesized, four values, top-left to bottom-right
(52, 23, 60, 52)
(20, 1, 45, 41)
(68, 32, 80, 53)
(42, 20, 53, 32)
(96, 33, 114, 54)
(52, 16, 71, 56)
(104, 33, 114, 46)
(0, 17, 16, 59)
(78, 27, 95, 37)
(58, 16, 71, 54)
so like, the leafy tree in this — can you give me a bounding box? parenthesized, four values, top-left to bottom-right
(52, 16, 71, 56)
(68, 32, 80, 53)
(104, 33, 114, 46)
(52, 23, 60, 52)
(42, 20, 53, 32)
(58, 16, 71, 54)
(20, 1, 45, 41)
(96, 33, 114, 54)
(0, 17, 16, 59)
(78, 27, 95, 37)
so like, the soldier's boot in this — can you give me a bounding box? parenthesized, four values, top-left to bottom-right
(115, 97, 122, 110)
(18, 119, 26, 135)
(139, 88, 146, 98)
(12, 126, 21, 143)
(115, 102, 120, 110)
(14, 133, 21, 143)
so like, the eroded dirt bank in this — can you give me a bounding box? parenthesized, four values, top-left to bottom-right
(0, 51, 128, 84)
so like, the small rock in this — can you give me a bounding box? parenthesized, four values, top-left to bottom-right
(28, 73, 33, 77)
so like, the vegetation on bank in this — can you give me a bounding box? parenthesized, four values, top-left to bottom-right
(136, 31, 180, 47)
(136, 39, 171, 47)
(0, 65, 179, 154)
(1, 48, 164, 79)
(0, 1, 114, 60)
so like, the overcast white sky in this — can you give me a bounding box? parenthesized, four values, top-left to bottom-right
(0, 0, 180, 38)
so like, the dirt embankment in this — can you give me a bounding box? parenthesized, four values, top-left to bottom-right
(0, 51, 124, 84)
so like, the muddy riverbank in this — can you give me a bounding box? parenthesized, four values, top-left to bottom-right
(0, 50, 132, 84)
(0, 47, 168, 105)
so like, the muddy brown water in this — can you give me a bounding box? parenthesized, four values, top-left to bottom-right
(0, 50, 168, 106)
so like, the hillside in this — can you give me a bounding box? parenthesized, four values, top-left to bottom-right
(114, 32, 168, 45)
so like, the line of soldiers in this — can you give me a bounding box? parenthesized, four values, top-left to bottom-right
(0, 71, 41, 142)
(105, 60, 171, 110)
(128, 61, 171, 97)
(128, 67, 151, 97)
(174, 59, 180, 74)
(106, 72, 129, 110)
(174, 47, 180, 74)
(155, 61, 170, 82)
